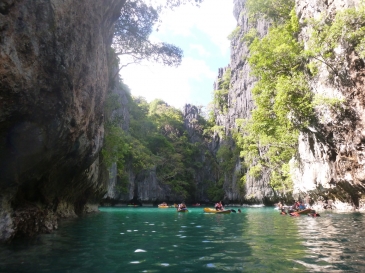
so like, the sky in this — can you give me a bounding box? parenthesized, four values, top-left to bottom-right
(118, 0, 237, 111)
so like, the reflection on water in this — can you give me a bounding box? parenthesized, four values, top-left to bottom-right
(0, 207, 365, 272)
(295, 212, 365, 272)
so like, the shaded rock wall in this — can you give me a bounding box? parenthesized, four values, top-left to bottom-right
(0, 0, 125, 241)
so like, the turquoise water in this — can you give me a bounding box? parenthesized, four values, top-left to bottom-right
(1, 207, 365, 272)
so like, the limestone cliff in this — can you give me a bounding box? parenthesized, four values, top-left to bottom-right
(212, 0, 276, 204)
(220, 0, 365, 210)
(291, 0, 365, 210)
(0, 0, 125, 241)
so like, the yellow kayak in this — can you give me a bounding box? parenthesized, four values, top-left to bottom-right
(158, 205, 170, 208)
(204, 208, 231, 214)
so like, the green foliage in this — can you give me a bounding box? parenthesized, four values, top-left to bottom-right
(228, 26, 241, 40)
(313, 95, 345, 109)
(246, 0, 295, 24)
(207, 179, 225, 201)
(241, 28, 258, 46)
(216, 143, 238, 174)
(213, 68, 231, 114)
(234, 9, 313, 191)
(306, 4, 365, 75)
(113, 0, 204, 69)
(103, 81, 211, 199)
(115, 173, 129, 194)
(249, 164, 262, 178)
(102, 125, 130, 176)
(248, 10, 313, 131)
(204, 124, 224, 139)
(269, 163, 292, 191)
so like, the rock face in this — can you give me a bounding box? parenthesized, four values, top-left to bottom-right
(291, 0, 365, 210)
(212, 0, 365, 209)
(212, 0, 276, 204)
(183, 104, 216, 202)
(0, 0, 125, 241)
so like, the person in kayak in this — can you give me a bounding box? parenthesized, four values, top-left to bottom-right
(177, 203, 187, 211)
(215, 201, 224, 211)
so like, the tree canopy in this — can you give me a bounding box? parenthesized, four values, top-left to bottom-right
(113, 0, 203, 69)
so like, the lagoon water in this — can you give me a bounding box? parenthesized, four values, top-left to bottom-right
(1, 207, 365, 272)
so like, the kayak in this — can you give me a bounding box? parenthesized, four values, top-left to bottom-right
(297, 208, 312, 214)
(204, 208, 231, 214)
(177, 208, 188, 212)
(158, 205, 170, 208)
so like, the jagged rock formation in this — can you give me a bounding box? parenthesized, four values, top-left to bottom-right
(212, 0, 276, 204)
(182, 104, 216, 202)
(291, 0, 365, 210)
(0, 0, 125, 241)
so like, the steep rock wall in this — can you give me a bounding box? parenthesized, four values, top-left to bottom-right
(292, 0, 365, 210)
(213, 0, 275, 204)
(0, 0, 125, 241)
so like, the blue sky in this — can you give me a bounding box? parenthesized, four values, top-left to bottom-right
(119, 0, 236, 110)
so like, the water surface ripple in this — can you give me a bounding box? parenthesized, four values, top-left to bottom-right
(0, 207, 364, 272)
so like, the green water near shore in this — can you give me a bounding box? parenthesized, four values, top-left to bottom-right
(1, 207, 365, 272)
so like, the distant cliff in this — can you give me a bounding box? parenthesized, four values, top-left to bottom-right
(0, 0, 125, 241)
(102, 98, 216, 205)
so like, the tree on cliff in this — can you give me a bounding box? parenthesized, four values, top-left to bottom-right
(113, 0, 202, 69)
(246, 0, 295, 23)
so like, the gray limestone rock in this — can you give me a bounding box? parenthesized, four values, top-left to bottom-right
(0, 0, 125, 241)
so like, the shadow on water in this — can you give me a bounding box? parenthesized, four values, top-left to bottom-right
(0, 207, 365, 272)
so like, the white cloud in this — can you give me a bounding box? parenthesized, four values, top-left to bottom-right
(190, 44, 210, 57)
(120, 57, 216, 109)
(119, 0, 236, 109)
(157, 0, 236, 55)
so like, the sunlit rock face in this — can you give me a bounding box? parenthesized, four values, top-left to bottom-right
(292, 0, 365, 209)
(212, 0, 276, 204)
(0, 0, 124, 241)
